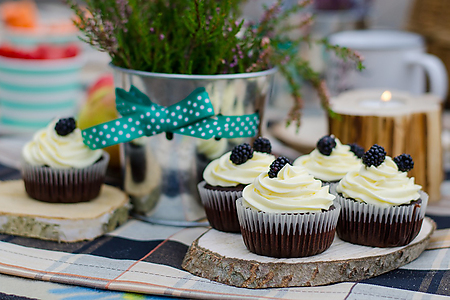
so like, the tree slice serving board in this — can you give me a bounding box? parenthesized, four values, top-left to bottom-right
(0, 180, 129, 242)
(182, 217, 435, 289)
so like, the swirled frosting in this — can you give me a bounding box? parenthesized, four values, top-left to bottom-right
(242, 164, 335, 213)
(203, 151, 275, 187)
(22, 120, 103, 169)
(294, 138, 361, 182)
(336, 156, 421, 207)
(197, 138, 228, 160)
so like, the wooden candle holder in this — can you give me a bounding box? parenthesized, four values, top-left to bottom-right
(329, 90, 443, 202)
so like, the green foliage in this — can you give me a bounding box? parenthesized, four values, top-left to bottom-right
(66, 0, 364, 126)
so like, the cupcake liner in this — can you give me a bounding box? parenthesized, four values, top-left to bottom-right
(22, 153, 109, 203)
(336, 191, 428, 247)
(236, 198, 340, 258)
(197, 181, 243, 233)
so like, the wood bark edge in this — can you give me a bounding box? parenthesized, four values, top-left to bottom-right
(182, 218, 436, 289)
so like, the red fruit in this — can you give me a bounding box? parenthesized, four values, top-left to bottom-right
(87, 74, 115, 97)
(0, 44, 80, 59)
(63, 44, 79, 58)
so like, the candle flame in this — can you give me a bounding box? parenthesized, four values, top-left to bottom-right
(381, 91, 392, 102)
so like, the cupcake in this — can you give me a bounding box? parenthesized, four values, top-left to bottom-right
(21, 117, 109, 203)
(293, 135, 362, 187)
(198, 137, 275, 232)
(236, 157, 340, 258)
(335, 145, 426, 247)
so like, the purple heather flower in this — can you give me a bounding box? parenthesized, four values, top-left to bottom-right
(260, 1, 281, 24)
(353, 51, 364, 61)
(103, 20, 114, 35)
(261, 37, 270, 47)
(159, 34, 165, 40)
(227, 27, 232, 32)
(116, 0, 131, 24)
(150, 27, 155, 33)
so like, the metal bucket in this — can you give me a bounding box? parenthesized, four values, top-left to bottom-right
(112, 65, 277, 225)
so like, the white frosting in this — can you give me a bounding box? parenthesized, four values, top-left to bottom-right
(336, 156, 421, 207)
(242, 164, 335, 213)
(294, 138, 361, 182)
(197, 138, 228, 160)
(203, 151, 275, 187)
(22, 119, 103, 169)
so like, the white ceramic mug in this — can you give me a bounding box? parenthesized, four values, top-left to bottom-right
(326, 30, 448, 100)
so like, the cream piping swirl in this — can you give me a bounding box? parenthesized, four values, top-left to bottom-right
(336, 156, 421, 207)
(243, 164, 335, 213)
(22, 120, 103, 169)
(203, 151, 275, 187)
(294, 138, 361, 182)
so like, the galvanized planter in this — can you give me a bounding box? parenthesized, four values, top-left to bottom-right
(112, 65, 277, 225)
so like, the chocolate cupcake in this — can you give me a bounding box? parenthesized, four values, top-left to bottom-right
(236, 157, 339, 258)
(21, 117, 109, 203)
(293, 135, 362, 190)
(335, 145, 427, 247)
(198, 138, 275, 233)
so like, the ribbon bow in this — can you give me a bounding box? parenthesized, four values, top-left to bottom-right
(82, 85, 260, 149)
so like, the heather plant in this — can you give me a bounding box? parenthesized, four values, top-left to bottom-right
(67, 0, 363, 126)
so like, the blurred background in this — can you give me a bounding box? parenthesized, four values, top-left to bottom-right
(0, 0, 449, 171)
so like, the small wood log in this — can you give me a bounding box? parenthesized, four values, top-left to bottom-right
(0, 180, 129, 242)
(182, 218, 435, 288)
(329, 90, 443, 202)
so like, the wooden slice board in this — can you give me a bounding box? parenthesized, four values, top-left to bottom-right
(182, 217, 436, 289)
(0, 180, 130, 242)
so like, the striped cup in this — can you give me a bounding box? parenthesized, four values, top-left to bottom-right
(0, 54, 85, 135)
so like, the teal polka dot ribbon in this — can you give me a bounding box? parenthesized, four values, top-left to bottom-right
(81, 85, 260, 149)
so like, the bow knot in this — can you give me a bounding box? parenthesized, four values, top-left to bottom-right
(81, 85, 259, 150)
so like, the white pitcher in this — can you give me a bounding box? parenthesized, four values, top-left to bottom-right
(326, 30, 448, 100)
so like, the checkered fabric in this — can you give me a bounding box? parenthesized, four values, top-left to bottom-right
(0, 164, 450, 300)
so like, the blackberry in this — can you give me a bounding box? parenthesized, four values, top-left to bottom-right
(348, 143, 364, 159)
(317, 135, 336, 156)
(394, 154, 414, 172)
(55, 117, 76, 136)
(230, 143, 253, 165)
(268, 156, 291, 178)
(362, 144, 386, 168)
(253, 137, 272, 154)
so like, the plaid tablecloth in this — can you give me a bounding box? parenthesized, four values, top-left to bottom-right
(1, 163, 450, 300)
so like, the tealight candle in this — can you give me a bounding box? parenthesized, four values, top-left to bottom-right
(329, 89, 442, 203)
(359, 91, 405, 108)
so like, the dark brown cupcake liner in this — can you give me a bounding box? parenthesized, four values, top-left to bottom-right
(21, 153, 109, 203)
(197, 181, 243, 233)
(336, 191, 428, 247)
(236, 198, 340, 258)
